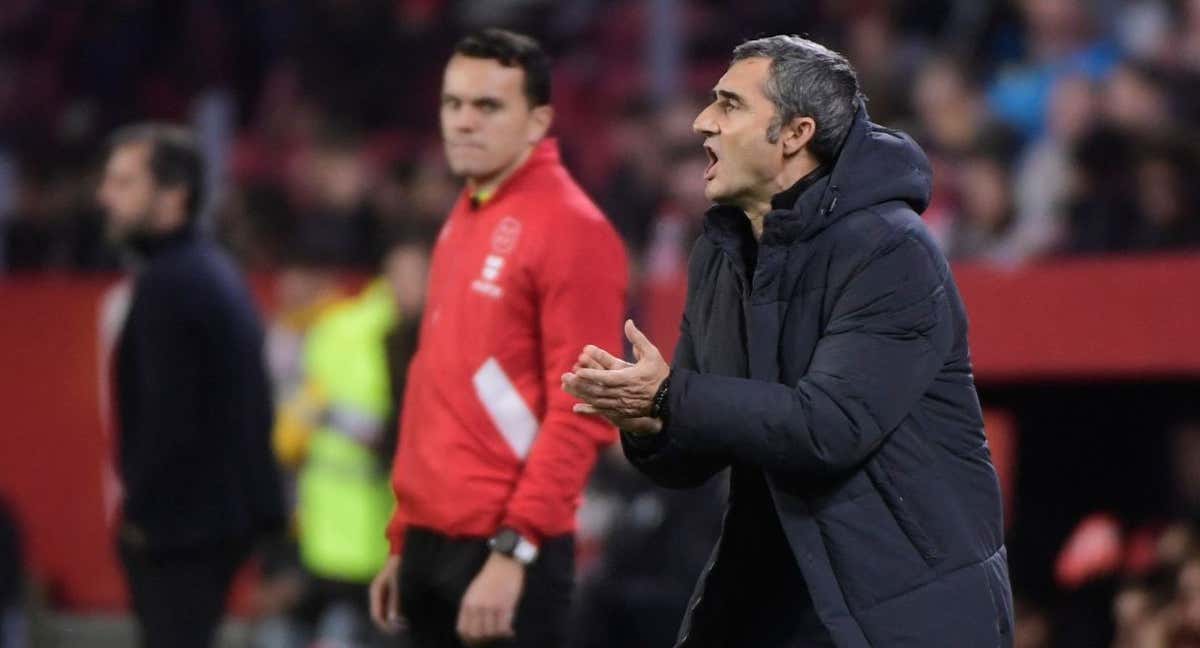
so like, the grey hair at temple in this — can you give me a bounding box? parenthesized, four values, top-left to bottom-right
(732, 35, 864, 163)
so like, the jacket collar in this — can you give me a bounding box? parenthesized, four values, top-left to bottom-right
(465, 138, 561, 209)
(770, 164, 828, 211)
(125, 222, 199, 263)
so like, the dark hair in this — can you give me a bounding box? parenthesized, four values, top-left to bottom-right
(453, 28, 552, 107)
(108, 123, 205, 220)
(732, 35, 863, 163)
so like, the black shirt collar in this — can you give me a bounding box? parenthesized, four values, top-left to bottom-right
(770, 165, 827, 211)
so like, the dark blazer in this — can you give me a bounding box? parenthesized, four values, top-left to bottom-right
(116, 229, 284, 552)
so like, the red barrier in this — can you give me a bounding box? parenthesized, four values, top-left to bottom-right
(956, 253, 1200, 382)
(0, 253, 1197, 611)
(0, 276, 124, 610)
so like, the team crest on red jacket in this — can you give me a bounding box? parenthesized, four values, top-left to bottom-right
(491, 216, 522, 255)
(472, 217, 522, 299)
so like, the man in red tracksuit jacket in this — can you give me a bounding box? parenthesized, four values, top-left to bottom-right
(369, 29, 628, 648)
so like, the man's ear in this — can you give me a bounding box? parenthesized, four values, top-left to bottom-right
(528, 105, 554, 144)
(781, 116, 816, 157)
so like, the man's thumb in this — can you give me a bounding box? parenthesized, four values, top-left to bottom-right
(625, 319, 654, 357)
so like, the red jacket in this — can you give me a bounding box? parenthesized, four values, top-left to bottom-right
(387, 139, 628, 554)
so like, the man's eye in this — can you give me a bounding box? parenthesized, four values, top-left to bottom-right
(720, 100, 735, 112)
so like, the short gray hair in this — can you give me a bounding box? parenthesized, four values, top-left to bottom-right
(732, 35, 862, 163)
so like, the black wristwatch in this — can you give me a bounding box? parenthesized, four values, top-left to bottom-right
(488, 527, 539, 566)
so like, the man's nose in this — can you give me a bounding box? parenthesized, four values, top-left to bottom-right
(693, 106, 717, 136)
(451, 107, 480, 132)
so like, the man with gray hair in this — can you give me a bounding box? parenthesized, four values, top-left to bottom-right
(563, 36, 1013, 646)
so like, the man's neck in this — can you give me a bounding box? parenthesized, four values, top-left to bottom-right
(467, 145, 536, 201)
(743, 198, 773, 241)
(743, 157, 820, 240)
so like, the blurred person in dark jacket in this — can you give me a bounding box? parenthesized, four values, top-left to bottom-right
(1063, 124, 1140, 254)
(97, 123, 285, 648)
(565, 35, 1012, 647)
(946, 127, 1024, 262)
(599, 99, 666, 255)
(1129, 136, 1200, 251)
(289, 128, 380, 269)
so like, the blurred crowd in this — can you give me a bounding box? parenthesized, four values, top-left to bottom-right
(2, 0, 1200, 278)
(1010, 419, 1200, 648)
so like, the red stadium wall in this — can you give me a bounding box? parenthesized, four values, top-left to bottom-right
(957, 253, 1200, 380)
(1, 253, 1198, 612)
(0, 277, 124, 611)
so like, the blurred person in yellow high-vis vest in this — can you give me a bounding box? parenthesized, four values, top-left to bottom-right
(258, 235, 431, 648)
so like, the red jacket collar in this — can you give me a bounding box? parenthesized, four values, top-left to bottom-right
(466, 138, 561, 209)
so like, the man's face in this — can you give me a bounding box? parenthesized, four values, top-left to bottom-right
(693, 57, 786, 207)
(439, 55, 549, 183)
(96, 143, 158, 243)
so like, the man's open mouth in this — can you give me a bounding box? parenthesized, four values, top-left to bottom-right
(704, 144, 719, 180)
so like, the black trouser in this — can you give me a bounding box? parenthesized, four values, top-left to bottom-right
(398, 527, 574, 648)
(290, 575, 389, 645)
(117, 537, 251, 648)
